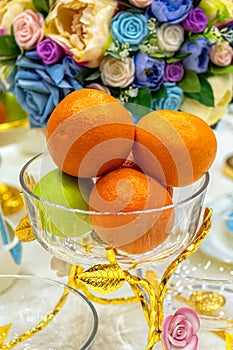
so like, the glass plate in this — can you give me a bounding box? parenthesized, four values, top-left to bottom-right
(200, 194, 233, 263)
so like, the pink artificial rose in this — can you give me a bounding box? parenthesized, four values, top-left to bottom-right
(210, 41, 233, 67)
(162, 307, 200, 350)
(13, 9, 44, 50)
(86, 83, 111, 95)
(128, 0, 152, 8)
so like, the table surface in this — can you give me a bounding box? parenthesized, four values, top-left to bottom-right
(1, 118, 233, 349)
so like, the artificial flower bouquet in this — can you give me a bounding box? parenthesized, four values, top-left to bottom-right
(0, 0, 233, 129)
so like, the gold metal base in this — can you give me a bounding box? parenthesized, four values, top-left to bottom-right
(0, 183, 24, 216)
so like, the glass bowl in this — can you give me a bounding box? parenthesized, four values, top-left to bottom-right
(164, 194, 233, 332)
(0, 274, 98, 349)
(95, 299, 226, 350)
(19, 152, 209, 269)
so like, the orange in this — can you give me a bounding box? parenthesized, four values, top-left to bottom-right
(89, 168, 174, 255)
(133, 110, 217, 187)
(46, 89, 135, 178)
(0, 101, 7, 123)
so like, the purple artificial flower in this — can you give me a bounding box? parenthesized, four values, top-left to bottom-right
(182, 7, 208, 33)
(0, 28, 5, 35)
(134, 51, 165, 91)
(150, 0, 193, 24)
(180, 37, 212, 73)
(164, 61, 184, 82)
(37, 38, 64, 65)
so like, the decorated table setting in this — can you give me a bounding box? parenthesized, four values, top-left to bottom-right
(1, 0, 233, 349)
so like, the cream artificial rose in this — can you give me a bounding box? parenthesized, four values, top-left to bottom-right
(180, 74, 233, 125)
(0, 0, 36, 33)
(157, 23, 184, 56)
(100, 56, 135, 88)
(210, 42, 233, 67)
(43, 0, 117, 68)
(13, 9, 44, 50)
(128, 0, 153, 8)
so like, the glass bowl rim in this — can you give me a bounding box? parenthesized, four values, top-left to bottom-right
(0, 273, 98, 349)
(20, 152, 210, 216)
(169, 269, 233, 284)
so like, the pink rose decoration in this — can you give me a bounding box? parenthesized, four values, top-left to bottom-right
(162, 307, 200, 350)
(128, 0, 153, 8)
(86, 83, 111, 95)
(13, 9, 44, 50)
(210, 41, 233, 67)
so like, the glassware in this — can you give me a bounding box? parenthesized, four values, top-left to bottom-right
(0, 274, 98, 349)
(163, 194, 233, 332)
(20, 152, 209, 269)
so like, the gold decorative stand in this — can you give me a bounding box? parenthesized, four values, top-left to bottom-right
(3, 207, 228, 350)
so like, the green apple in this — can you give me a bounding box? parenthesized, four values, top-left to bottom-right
(0, 91, 27, 122)
(33, 168, 93, 237)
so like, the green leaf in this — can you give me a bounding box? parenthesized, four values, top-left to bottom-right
(178, 69, 201, 93)
(104, 51, 122, 59)
(0, 35, 20, 58)
(74, 69, 96, 83)
(166, 53, 191, 64)
(148, 52, 166, 59)
(210, 64, 233, 75)
(193, 0, 201, 6)
(184, 75, 214, 107)
(32, 0, 49, 16)
(151, 84, 167, 100)
(85, 70, 100, 81)
(130, 87, 152, 108)
(125, 87, 152, 117)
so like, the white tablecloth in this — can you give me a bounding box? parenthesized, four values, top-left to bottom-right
(1, 119, 233, 349)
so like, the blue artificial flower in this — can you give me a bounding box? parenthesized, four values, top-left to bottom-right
(152, 82, 184, 110)
(134, 51, 165, 91)
(111, 10, 149, 51)
(10, 51, 82, 128)
(180, 37, 212, 73)
(150, 0, 193, 23)
(62, 56, 84, 77)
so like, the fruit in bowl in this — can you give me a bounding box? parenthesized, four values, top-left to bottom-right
(20, 88, 216, 266)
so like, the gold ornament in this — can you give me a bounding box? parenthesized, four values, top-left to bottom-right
(0, 325, 12, 347)
(14, 215, 35, 242)
(226, 332, 233, 350)
(11, 207, 215, 350)
(0, 183, 24, 216)
(190, 290, 226, 314)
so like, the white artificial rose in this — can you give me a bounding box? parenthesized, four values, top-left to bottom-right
(100, 56, 135, 88)
(157, 23, 184, 54)
(180, 74, 233, 125)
